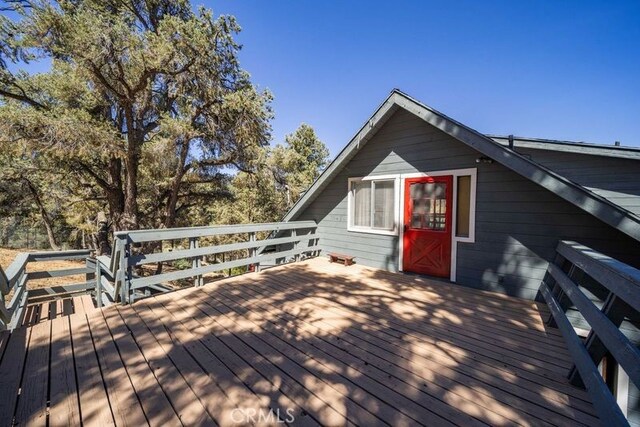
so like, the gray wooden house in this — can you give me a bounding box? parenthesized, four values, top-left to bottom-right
(1, 89, 639, 426)
(285, 89, 640, 299)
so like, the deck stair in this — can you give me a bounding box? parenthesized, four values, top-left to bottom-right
(20, 295, 96, 328)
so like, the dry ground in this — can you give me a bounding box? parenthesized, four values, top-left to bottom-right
(0, 247, 86, 289)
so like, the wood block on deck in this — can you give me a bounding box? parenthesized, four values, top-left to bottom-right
(327, 252, 355, 266)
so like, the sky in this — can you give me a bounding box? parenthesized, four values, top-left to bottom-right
(208, 0, 640, 154)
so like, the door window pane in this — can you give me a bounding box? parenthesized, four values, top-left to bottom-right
(373, 181, 394, 229)
(352, 181, 371, 227)
(410, 182, 447, 230)
(456, 175, 471, 237)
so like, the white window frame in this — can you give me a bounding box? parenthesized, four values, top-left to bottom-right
(347, 175, 400, 236)
(398, 168, 477, 281)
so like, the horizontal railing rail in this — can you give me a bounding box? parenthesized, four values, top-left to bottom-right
(0, 249, 94, 330)
(539, 240, 640, 427)
(97, 221, 319, 305)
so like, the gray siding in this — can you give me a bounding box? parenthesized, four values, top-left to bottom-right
(517, 148, 640, 217)
(295, 108, 640, 300)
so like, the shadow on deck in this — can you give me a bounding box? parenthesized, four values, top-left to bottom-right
(0, 258, 598, 426)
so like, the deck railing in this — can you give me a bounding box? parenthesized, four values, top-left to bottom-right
(96, 221, 319, 305)
(539, 240, 640, 427)
(0, 221, 319, 328)
(0, 250, 95, 329)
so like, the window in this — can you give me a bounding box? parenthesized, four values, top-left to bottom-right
(456, 175, 471, 238)
(349, 177, 398, 234)
(409, 182, 448, 231)
(352, 181, 371, 227)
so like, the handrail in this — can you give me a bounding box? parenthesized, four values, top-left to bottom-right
(115, 221, 318, 243)
(97, 221, 319, 304)
(539, 240, 640, 427)
(556, 241, 640, 314)
(0, 249, 94, 330)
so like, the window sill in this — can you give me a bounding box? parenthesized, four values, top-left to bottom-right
(347, 226, 398, 237)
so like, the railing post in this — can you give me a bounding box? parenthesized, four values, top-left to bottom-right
(292, 228, 299, 263)
(568, 293, 632, 385)
(95, 259, 103, 308)
(190, 237, 203, 287)
(249, 232, 257, 272)
(222, 252, 231, 277)
(118, 237, 129, 304)
(544, 254, 570, 327)
(85, 257, 95, 284)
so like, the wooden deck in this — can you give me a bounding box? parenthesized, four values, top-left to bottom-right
(20, 295, 96, 328)
(0, 258, 599, 426)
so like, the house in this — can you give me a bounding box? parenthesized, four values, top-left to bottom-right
(1, 90, 639, 426)
(285, 89, 640, 300)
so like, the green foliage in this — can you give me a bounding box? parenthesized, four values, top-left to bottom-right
(271, 124, 330, 207)
(210, 124, 330, 226)
(172, 258, 192, 270)
(0, 0, 272, 235)
(0, 2, 329, 249)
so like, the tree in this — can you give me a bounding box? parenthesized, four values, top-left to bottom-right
(270, 124, 329, 208)
(0, 0, 272, 232)
(211, 124, 330, 225)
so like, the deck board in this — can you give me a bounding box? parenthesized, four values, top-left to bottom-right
(213, 268, 599, 425)
(0, 257, 602, 426)
(21, 295, 95, 328)
(14, 320, 50, 425)
(204, 288, 476, 427)
(193, 292, 430, 427)
(0, 326, 30, 427)
(49, 316, 81, 427)
(101, 307, 181, 425)
(70, 312, 115, 426)
(87, 307, 147, 426)
(156, 294, 320, 427)
(275, 269, 572, 373)
(116, 305, 215, 426)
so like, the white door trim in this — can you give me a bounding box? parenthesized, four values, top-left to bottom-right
(398, 168, 477, 282)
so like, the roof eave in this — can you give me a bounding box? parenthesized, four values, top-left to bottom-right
(489, 136, 640, 160)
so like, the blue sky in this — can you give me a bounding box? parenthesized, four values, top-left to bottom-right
(211, 0, 640, 154)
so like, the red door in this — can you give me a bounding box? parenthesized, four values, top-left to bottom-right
(403, 175, 453, 278)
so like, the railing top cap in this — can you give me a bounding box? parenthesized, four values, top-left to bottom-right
(559, 240, 640, 279)
(113, 221, 318, 242)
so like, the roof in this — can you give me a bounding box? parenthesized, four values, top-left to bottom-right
(488, 135, 640, 160)
(284, 89, 640, 243)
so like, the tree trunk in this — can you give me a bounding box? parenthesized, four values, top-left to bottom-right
(163, 140, 189, 229)
(23, 178, 60, 250)
(102, 156, 126, 231)
(122, 112, 141, 231)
